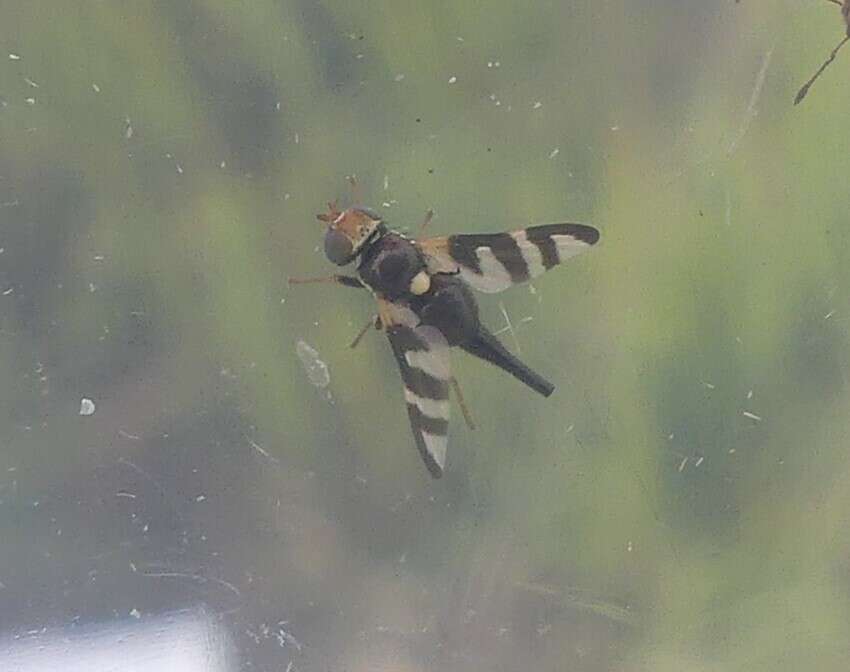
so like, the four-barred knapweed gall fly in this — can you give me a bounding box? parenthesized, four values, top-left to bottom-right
(290, 195, 599, 478)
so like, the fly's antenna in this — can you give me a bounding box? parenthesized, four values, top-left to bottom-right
(317, 178, 363, 222)
(317, 200, 341, 224)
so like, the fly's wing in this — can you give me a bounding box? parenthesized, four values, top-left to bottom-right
(417, 223, 599, 293)
(383, 302, 452, 478)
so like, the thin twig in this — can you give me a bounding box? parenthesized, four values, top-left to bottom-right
(794, 35, 850, 104)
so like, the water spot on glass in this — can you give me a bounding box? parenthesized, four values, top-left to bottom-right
(295, 339, 330, 388)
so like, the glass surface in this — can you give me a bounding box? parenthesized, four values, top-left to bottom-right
(1, 1, 849, 670)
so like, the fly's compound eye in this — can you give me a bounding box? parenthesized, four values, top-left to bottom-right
(324, 227, 355, 266)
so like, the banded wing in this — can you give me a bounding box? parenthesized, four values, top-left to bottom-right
(383, 302, 452, 478)
(418, 223, 599, 293)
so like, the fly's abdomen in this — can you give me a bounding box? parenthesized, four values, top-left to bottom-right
(460, 328, 555, 397)
(415, 274, 480, 346)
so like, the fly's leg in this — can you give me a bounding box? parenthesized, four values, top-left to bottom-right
(288, 275, 365, 289)
(450, 377, 476, 430)
(377, 298, 396, 331)
(350, 314, 382, 349)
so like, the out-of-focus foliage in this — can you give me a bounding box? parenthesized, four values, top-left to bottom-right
(2, 1, 850, 670)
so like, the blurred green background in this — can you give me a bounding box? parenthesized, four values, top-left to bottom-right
(2, 1, 850, 670)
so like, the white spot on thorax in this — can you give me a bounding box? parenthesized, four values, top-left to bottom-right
(409, 270, 431, 295)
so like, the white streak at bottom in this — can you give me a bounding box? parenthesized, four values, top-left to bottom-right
(0, 607, 236, 672)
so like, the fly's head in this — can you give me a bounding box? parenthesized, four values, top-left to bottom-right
(317, 202, 384, 266)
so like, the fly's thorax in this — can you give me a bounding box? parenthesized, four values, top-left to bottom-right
(357, 232, 428, 300)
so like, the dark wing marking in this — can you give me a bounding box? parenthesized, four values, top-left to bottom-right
(418, 223, 599, 293)
(383, 303, 451, 478)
